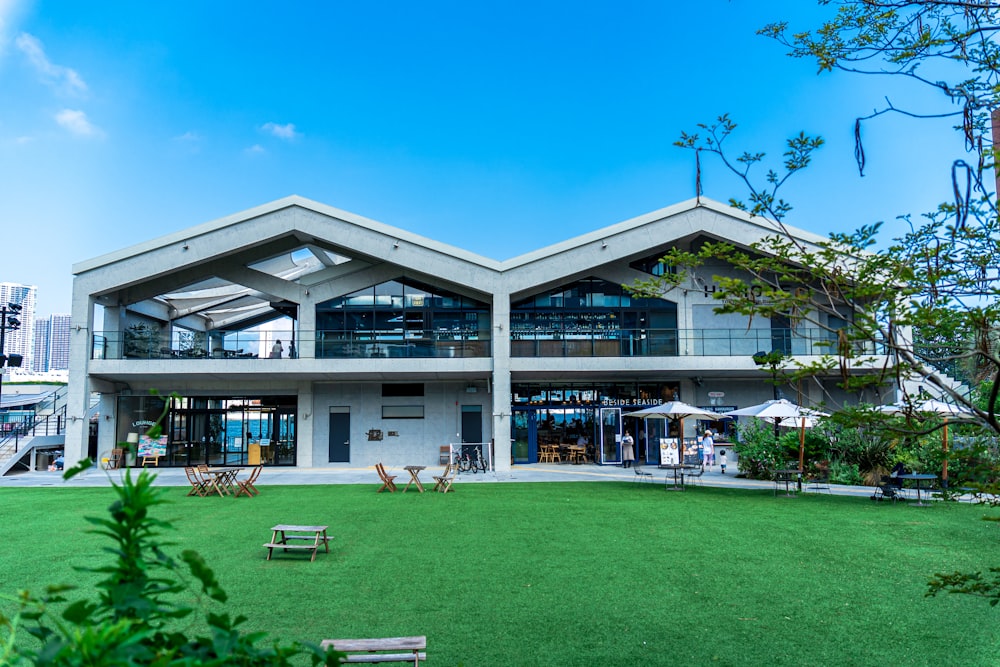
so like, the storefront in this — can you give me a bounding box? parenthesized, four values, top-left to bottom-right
(510, 382, 687, 465)
(115, 393, 297, 467)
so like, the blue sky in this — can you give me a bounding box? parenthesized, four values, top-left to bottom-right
(0, 1, 963, 315)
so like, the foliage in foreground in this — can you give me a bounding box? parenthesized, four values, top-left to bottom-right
(0, 464, 341, 666)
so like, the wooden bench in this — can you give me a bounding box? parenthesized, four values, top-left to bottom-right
(264, 524, 330, 562)
(320, 636, 426, 665)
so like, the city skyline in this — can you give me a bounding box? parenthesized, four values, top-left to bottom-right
(2, 1, 967, 316)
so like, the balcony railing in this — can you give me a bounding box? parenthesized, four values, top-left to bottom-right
(91, 329, 492, 360)
(509, 327, 883, 358)
(91, 327, 883, 360)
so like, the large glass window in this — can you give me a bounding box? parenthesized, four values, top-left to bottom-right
(511, 278, 677, 357)
(316, 279, 490, 358)
(117, 394, 297, 468)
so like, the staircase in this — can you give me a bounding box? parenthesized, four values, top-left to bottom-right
(0, 386, 69, 475)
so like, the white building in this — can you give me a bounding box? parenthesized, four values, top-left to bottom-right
(63, 196, 892, 470)
(0, 282, 35, 377)
(32, 314, 72, 372)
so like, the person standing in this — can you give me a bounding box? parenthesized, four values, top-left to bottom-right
(719, 448, 728, 474)
(701, 429, 715, 471)
(270, 340, 283, 358)
(621, 430, 635, 468)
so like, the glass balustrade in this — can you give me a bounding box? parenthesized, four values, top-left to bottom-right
(92, 327, 884, 360)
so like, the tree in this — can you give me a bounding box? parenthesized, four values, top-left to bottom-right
(631, 1, 1000, 433)
(629, 0, 1000, 605)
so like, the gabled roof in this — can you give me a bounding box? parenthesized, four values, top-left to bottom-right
(72, 195, 833, 331)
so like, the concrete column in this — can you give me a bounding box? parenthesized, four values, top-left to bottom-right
(299, 294, 316, 359)
(491, 291, 512, 473)
(64, 295, 96, 467)
(297, 381, 315, 466)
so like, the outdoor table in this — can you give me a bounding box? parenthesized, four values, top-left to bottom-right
(264, 524, 330, 562)
(659, 464, 697, 491)
(775, 469, 803, 497)
(203, 466, 243, 497)
(899, 473, 938, 506)
(403, 465, 426, 493)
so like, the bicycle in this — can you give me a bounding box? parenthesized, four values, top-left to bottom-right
(454, 445, 486, 474)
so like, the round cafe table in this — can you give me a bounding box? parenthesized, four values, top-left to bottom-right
(898, 473, 937, 506)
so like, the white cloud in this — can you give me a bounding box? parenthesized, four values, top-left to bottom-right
(244, 144, 266, 155)
(55, 108, 102, 137)
(261, 122, 301, 140)
(16, 32, 88, 95)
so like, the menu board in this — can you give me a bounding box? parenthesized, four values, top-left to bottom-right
(659, 437, 679, 465)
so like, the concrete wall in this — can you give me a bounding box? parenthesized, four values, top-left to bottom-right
(310, 381, 493, 468)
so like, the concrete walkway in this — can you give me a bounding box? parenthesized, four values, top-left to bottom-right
(0, 462, 880, 497)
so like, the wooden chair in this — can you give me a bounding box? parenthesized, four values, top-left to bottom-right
(432, 464, 456, 493)
(184, 467, 209, 497)
(107, 448, 126, 470)
(235, 465, 262, 497)
(376, 463, 397, 493)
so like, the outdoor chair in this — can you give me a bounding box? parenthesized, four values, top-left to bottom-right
(375, 462, 398, 493)
(684, 467, 704, 487)
(806, 473, 831, 494)
(107, 448, 126, 470)
(235, 465, 262, 497)
(432, 464, 456, 493)
(633, 465, 654, 486)
(184, 467, 209, 497)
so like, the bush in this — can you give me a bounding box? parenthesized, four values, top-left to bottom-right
(828, 459, 863, 486)
(733, 418, 783, 479)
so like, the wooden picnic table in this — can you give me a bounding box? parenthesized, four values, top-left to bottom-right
(264, 524, 330, 562)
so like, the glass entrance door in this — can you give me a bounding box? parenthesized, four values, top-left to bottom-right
(599, 408, 621, 465)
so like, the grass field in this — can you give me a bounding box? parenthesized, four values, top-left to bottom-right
(1, 479, 998, 666)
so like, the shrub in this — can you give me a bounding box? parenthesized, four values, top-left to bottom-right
(828, 459, 863, 486)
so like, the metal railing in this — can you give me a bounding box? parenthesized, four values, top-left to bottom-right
(0, 385, 68, 459)
(91, 327, 886, 360)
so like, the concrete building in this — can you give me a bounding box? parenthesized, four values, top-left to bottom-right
(64, 196, 891, 470)
(0, 282, 35, 377)
(37, 314, 71, 372)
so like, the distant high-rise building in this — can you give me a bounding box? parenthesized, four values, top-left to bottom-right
(33, 317, 50, 372)
(48, 314, 71, 370)
(30, 313, 71, 372)
(0, 282, 36, 372)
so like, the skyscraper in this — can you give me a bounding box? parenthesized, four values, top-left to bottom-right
(33, 317, 50, 372)
(0, 282, 36, 372)
(48, 314, 71, 370)
(30, 313, 71, 372)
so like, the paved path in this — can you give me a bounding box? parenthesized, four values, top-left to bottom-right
(0, 463, 880, 497)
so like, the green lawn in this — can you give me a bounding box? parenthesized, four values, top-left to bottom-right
(2, 480, 998, 666)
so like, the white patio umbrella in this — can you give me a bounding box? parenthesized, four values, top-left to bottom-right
(623, 402, 728, 463)
(722, 399, 828, 471)
(877, 399, 979, 485)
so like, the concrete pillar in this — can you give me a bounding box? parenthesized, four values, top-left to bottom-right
(491, 291, 512, 473)
(297, 381, 315, 466)
(64, 295, 96, 467)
